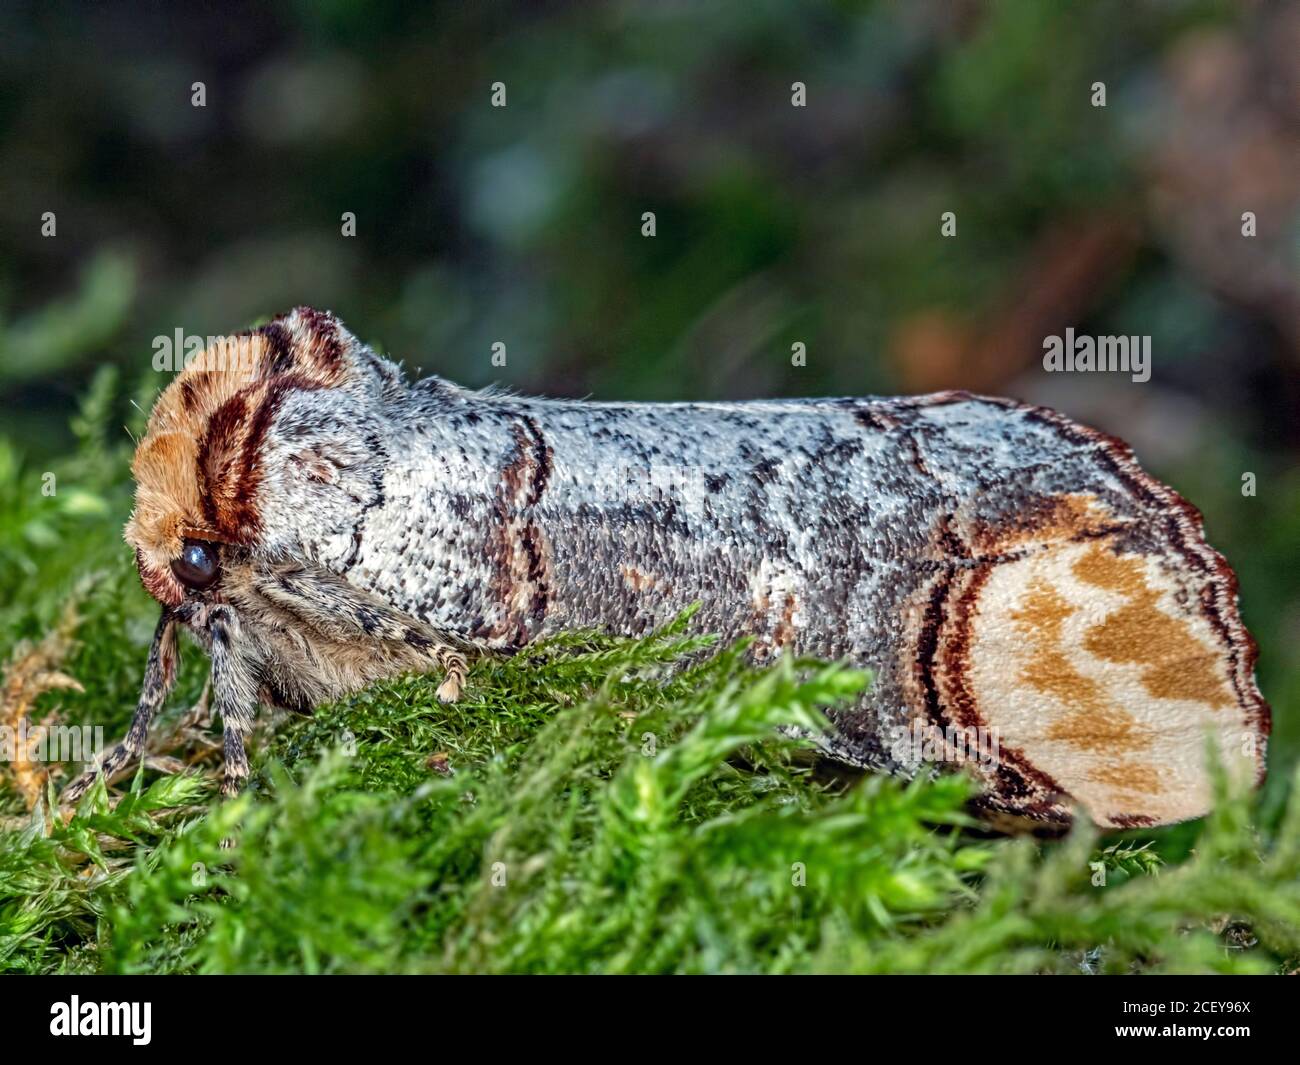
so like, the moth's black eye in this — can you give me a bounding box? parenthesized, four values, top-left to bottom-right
(172, 539, 219, 591)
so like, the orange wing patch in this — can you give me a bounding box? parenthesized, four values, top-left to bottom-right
(1072, 543, 1233, 710)
(959, 533, 1251, 826)
(1011, 578, 1156, 752)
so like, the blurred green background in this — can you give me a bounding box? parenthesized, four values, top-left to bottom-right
(1, 1, 1297, 807)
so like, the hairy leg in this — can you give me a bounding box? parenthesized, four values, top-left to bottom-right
(62, 609, 179, 804)
(207, 605, 262, 799)
(253, 562, 473, 702)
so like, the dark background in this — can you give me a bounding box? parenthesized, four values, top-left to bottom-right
(0, 0, 1296, 799)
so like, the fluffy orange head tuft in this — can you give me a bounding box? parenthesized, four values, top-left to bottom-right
(125, 308, 353, 604)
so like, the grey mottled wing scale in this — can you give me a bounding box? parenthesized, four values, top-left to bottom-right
(260, 368, 1265, 827)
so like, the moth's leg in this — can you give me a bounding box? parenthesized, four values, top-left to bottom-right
(253, 564, 472, 703)
(207, 605, 261, 799)
(426, 648, 468, 703)
(61, 610, 178, 805)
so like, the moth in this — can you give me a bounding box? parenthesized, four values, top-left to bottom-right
(64, 307, 1269, 829)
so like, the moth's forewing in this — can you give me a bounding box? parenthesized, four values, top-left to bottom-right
(890, 399, 1267, 829)
(327, 385, 1268, 829)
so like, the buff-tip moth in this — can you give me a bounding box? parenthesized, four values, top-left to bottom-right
(63, 307, 1269, 828)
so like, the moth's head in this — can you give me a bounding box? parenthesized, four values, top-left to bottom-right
(126, 307, 396, 605)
